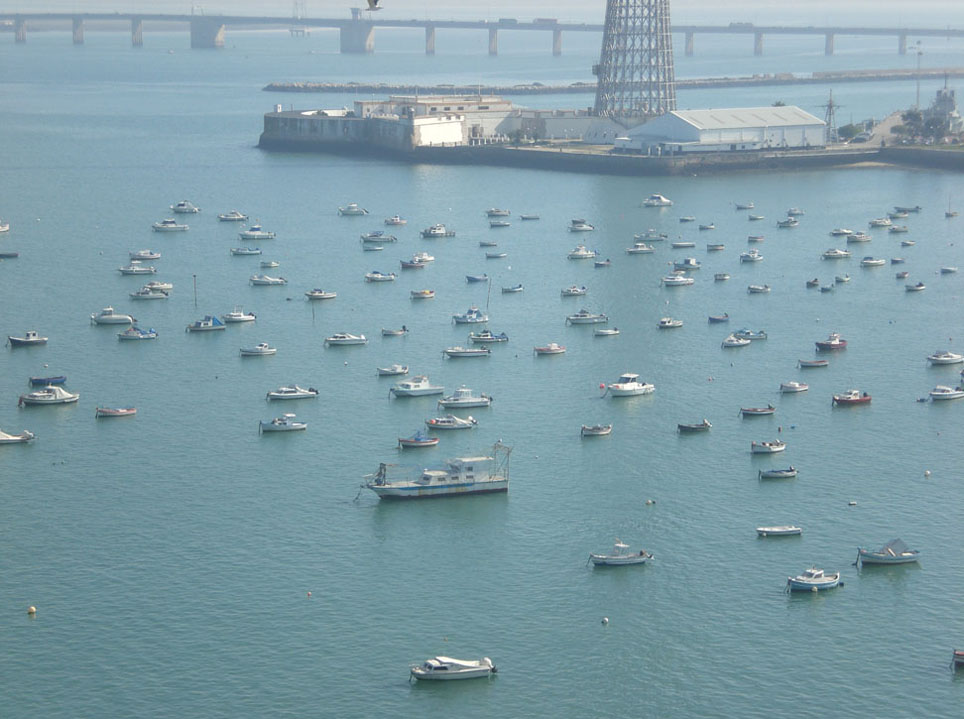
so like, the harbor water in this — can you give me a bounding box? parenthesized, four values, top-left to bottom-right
(2, 25, 964, 718)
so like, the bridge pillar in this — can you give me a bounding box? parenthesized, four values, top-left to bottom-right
(898, 33, 907, 55)
(72, 18, 85, 45)
(14, 18, 26, 44)
(824, 32, 834, 55)
(753, 31, 764, 56)
(552, 29, 562, 56)
(425, 25, 435, 55)
(131, 18, 143, 47)
(190, 18, 225, 49)
(488, 28, 498, 56)
(685, 31, 694, 56)
(340, 22, 373, 53)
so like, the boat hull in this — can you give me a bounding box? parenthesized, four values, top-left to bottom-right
(589, 554, 651, 566)
(787, 574, 840, 591)
(370, 479, 507, 499)
(756, 527, 801, 536)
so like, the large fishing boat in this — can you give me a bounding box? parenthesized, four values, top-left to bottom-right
(364, 442, 511, 499)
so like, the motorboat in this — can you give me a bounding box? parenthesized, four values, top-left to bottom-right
(118, 261, 156, 275)
(756, 526, 801, 537)
(130, 249, 160, 260)
(18, 385, 79, 406)
(607, 373, 654, 396)
(594, 328, 620, 336)
(501, 284, 523, 294)
(412, 251, 434, 263)
(145, 281, 173, 292)
(260, 261, 279, 269)
(847, 232, 872, 242)
(776, 217, 799, 228)
(520, 213, 540, 220)
(566, 309, 608, 324)
(734, 328, 767, 340)
(489, 220, 510, 229)
(941, 266, 959, 274)
(820, 284, 834, 293)
(0, 251, 19, 258)
(906, 282, 926, 292)
(0, 220, 9, 233)
(0, 427, 35, 443)
(580, 424, 613, 436)
(661, 274, 695, 286)
(594, 259, 611, 268)
(860, 256, 886, 267)
(889, 211, 909, 219)
(218, 210, 248, 222)
(221, 308, 256, 323)
(643, 193, 673, 207)
(721, 334, 751, 348)
(170, 200, 200, 214)
(835, 274, 851, 284)
(806, 278, 820, 288)
(465, 274, 489, 283)
(674, 257, 701, 271)
(747, 284, 771, 294)
(421, 223, 455, 238)
(706, 243, 725, 251)
(443, 346, 490, 358)
(250, 274, 287, 286)
(381, 327, 408, 336)
(626, 242, 655, 254)
(832, 389, 871, 405)
(751, 440, 786, 454)
(714, 273, 730, 282)
(869, 217, 892, 227)
(748, 214, 765, 221)
(129, 286, 168, 300)
(95, 406, 136, 418)
(240, 343, 277, 356)
(90, 307, 134, 325)
(362, 231, 396, 243)
(365, 271, 396, 282)
(589, 540, 653, 566)
(856, 538, 921, 566)
(741, 405, 775, 417)
(410, 289, 435, 299)
(927, 350, 964, 365)
(29, 375, 66, 386)
(533, 343, 566, 355)
(786, 567, 840, 592)
(468, 330, 508, 343)
(567, 245, 597, 260)
(822, 248, 851, 259)
(186, 315, 226, 332)
(815, 332, 847, 351)
(787, 208, 805, 216)
(890, 257, 905, 264)
(780, 381, 809, 393)
(260, 413, 307, 432)
(425, 414, 478, 430)
(894, 205, 922, 213)
(561, 286, 587, 297)
(739, 249, 762, 262)
(151, 218, 188, 232)
(338, 202, 368, 216)
(452, 307, 488, 324)
(568, 218, 594, 231)
(637, 229, 668, 241)
(759, 467, 798, 479)
(479, 241, 498, 247)
(231, 247, 262, 256)
(735, 202, 755, 210)
(305, 289, 336, 300)
(708, 314, 729, 323)
(117, 326, 157, 340)
(239, 225, 276, 240)
(265, 385, 318, 400)
(389, 376, 444, 397)
(438, 386, 492, 409)
(929, 385, 964, 401)
(397, 430, 439, 448)
(324, 333, 367, 346)
(829, 228, 854, 236)
(376, 364, 408, 377)
(678, 419, 711, 433)
(698, 223, 716, 231)
(798, 359, 829, 368)
(901, 239, 915, 247)
(384, 214, 407, 226)
(671, 241, 695, 248)
(888, 225, 910, 234)
(679, 216, 696, 223)
(657, 317, 683, 329)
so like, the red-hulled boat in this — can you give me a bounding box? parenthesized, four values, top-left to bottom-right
(832, 390, 871, 406)
(816, 332, 847, 351)
(398, 430, 439, 448)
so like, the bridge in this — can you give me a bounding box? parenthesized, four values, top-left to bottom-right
(2, 11, 960, 56)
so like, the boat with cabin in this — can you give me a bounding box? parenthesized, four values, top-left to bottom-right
(815, 332, 847, 351)
(170, 200, 200, 214)
(10, 330, 49, 346)
(657, 317, 683, 329)
(129, 286, 168, 300)
(759, 467, 797, 479)
(338, 202, 368, 216)
(240, 343, 276, 357)
(856, 538, 920, 566)
(239, 225, 276, 240)
(0, 427, 35, 443)
(830, 228, 854, 237)
(468, 329, 508, 343)
(833, 389, 871, 405)
(786, 567, 840, 592)
(626, 241, 655, 254)
(751, 440, 786, 454)
(860, 256, 886, 267)
(822, 248, 851, 259)
(152, 218, 188, 232)
(674, 257, 701, 271)
(305, 289, 336, 300)
(714, 273, 730, 282)
(589, 540, 653, 566)
(90, 307, 134, 325)
(324, 333, 367, 345)
(567, 309, 608, 324)
(425, 414, 478, 430)
(249, 274, 287, 286)
(397, 430, 439, 448)
(218, 210, 248, 222)
(927, 350, 964, 365)
(607, 373, 654, 396)
(389, 375, 444, 397)
(118, 326, 157, 340)
(221, 308, 256, 323)
(421, 223, 455, 238)
(365, 270, 396, 282)
(452, 307, 488, 324)
(740, 249, 763, 263)
(410, 656, 498, 681)
(721, 334, 751, 348)
(567, 245, 597, 260)
(581, 424, 613, 437)
(533, 343, 566, 355)
(661, 274, 695, 286)
(376, 364, 408, 377)
(568, 219, 594, 231)
(118, 261, 156, 275)
(443, 346, 491, 358)
(186, 315, 226, 332)
(929, 385, 964, 401)
(130, 249, 161, 260)
(561, 286, 588, 296)
(734, 328, 767, 340)
(869, 217, 892, 227)
(438, 386, 492, 409)
(384, 214, 407, 226)
(776, 217, 799, 228)
(259, 413, 306, 432)
(18, 385, 79, 406)
(265, 385, 318, 400)
(643, 193, 673, 207)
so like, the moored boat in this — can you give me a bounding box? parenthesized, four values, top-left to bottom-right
(240, 343, 277, 356)
(568, 218, 594, 231)
(239, 225, 276, 240)
(815, 332, 847, 351)
(443, 346, 490, 358)
(657, 317, 682, 329)
(305, 289, 336, 300)
(438, 386, 492, 409)
(218, 210, 248, 222)
(170, 200, 200, 214)
(833, 389, 871, 405)
(324, 333, 367, 345)
(249, 274, 287, 286)
(0, 427, 35, 443)
(643, 193, 673, 207)
(397, 430, 439, 448)
(265, 385, 318, 400)
(741, 404, 775, 416)
(152, 218, 188, 232)
(95, 406, 136, 418)
(501, 284, 523, 294)
(468, 329, 508, 344)
(259, 413, 307, 432)
(8, 330, 48, 347)
(338, 202, 368, 216)
(230, 247, 261, 256)
(589, 540, 653, 565)
(929, 385, 964, 401)
(580, 423, 613, 437)
(366, 443, 512, 499)
(410, 656, 497, 681)
(756, 526, 801, 537)
(90, 307, 134, 325)
(677, 419, 711, 433)
(29, 375, 66, 386)
(797, 358, 829, 368)
(927, 350, 964, 365)
(607, 373, 654, 396)
(786, 567, 840, 592)
(389, 375, 443, 397)
(186, 316, 226, 332)
(376, 364, 408, 377)
(721, 334, 751, 348)
(420, 223, 455, 238)
(759, 466, 797, 479)
(533, 343, 566, 355)
(566, 309, 608, 324)
(780, 381, 809, 393)
(221, 308, 256, 323)
(856, 538, 920, 566)
(561, 286, 588, 297)
(751, 440, 786, 454)
(365, 271, 396, 282)
(410, 289, 435, 300)
(19, 385, 79, 406)
(118, 326, 157, 340)
(747, 284, 770, 294)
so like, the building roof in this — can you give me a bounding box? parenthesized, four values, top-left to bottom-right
(671, 106, 825, 130)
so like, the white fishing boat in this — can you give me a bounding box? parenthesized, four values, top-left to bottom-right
(366, 442, 510, 498)
(384, 214, 407, 226)
(568, 218, 594, 231)
(533, 343, 566, 355)
(0, 427, 35, 443)
(95, 407, 137, 419)
(860, 256, 886, 267)
(145, 281, 173, 292)
(671, 240, 695, 248)
(786, 567, 840, 592)
(929, 385, 964, 401)
(443, 346, 491, 358)
(721, 334, 751, 347)
(855, 538, 921, 566)
(411, 656, 497, 681)
(756, 526, 801, 537)
(90, 307, 134, 325)
(240, 343, 276, 356)
(239, 225, 276, 240)
(566, 309, 608, 324)
(501, 284, 523, 294)
(748, 214, 765, 221)
(420, 223, 455, 238)
(324, 333, 367, 345)
(265, 385, 318, 400)
(561, 286, 588, 297)
(580, 423, 613, 436)
(129, 286, 168, 300)
(425, 414, 478, 430)
(830, 228, 854, 237)
(170, 200, 200, 214)
(151, 218, 188, 232)
(589, 540, 653, 565)
(221, 308, 256, 323)
(468, 330, 508, 343)
(661, 274, 695, 286)
(486, 250, 508, 258)
(389, 375, 443, 397)
(438, 386, 492, 409)
(869, 217, 892, 227)
(381, 326, 408, 336)
(376, 364, 408, 377)
(412, 251, 434, 263)
(776, 217, 799, 228)
(759, 466, 797, 479)
(260, 261, 279, 269)
(594, 328, 620, 336)
(18, 385, 79, 406)
(657, 317, 683, 329)
(186, 315, 226, 332)
(567, 245, 597, 260)
(117, 326, 157, 340)
(8, 330, 47, 346)
(230, 247, 262, 256)
(888, 225, 910, 234)
(740, 249, 763, 263)
(259, 413, 306, 432)
(780, 381, 809, 393)
(118, 261, 156, 275)
(847, 232, 872, 242)
(338, 202, 368, 216)
(489, 220, 510, 229)
(305, 289, 337, 300)
(626, 242, 655, 254)
(941, 266, 959, 274)
(452, 307, 488, 324)
(129, 249, 161, 260)
(674, 257, 701, 271)
(735, 201, 755, 210)
(835, 274, 851, 283)
(714, 273, 730, 282)
(822, 248, 851, 260)
(927, 350, 964, 365)
(607, 373, 654, 396)
(642, 193, 673, 207)
(362, 230, 396, 243)
(218, 210, 248, 222)
(249, 274, 287, 286)
(365, 271, 396, 282)
(751, 440, 786, 454)
(410, 289, 435, 299)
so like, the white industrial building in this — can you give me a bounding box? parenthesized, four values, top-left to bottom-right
(614, 106, 827, 154)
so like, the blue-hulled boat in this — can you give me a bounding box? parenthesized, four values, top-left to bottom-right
(465, 274, 489, 283)
(29, 375, 66, 386)
(786, 567, 840, 592)
(855, 538, 920, 566)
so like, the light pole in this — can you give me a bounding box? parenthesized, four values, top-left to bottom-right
(915, 41, 923, 110)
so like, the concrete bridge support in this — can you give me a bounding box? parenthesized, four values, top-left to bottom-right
(190, 17, 225, 49)
(340, 21, 373, 53)
(14, 18, 26, 43)
(898, 33, 907, 55)
(753, 31, 763, 56)
(824, 32, 834, 55)
(131, 18, 143, 47)
(552, 28, 562, 56)
(685, 31, 694, 56)
(488, 28, 498, 56)
(425, 25, 435, 55)
(72, 17, 84, 45)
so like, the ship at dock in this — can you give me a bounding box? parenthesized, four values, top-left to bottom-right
(363, 442, 511, 499)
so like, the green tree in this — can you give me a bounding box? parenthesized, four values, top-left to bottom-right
(838, 124, 861, 140)
(772, 100, 786, 107)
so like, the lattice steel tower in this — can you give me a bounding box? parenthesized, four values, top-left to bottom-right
(593, 0, 677, 124)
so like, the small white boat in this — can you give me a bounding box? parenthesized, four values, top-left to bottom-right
(661, 274, 695, 286)
(566, 309, 608, 324)
(231, 247, 262, 256)
(259, 413, 307, 432)
(170, 200, 200, 214)
(927, 350, 964, 365)
(607, 373, 654, 397)
(411, 656, 496, 681)
(626, 242, 655, 254)
(151, 218, 188, 232)
(365, 271, 396, 282)
(901, 239, 916, 246)
(735, 202, 754, 210)
(642, 193, 673, 207)
(452, 307, 488, 324)
(589, 540, 653, 565)
(756, 526, 801, 537)
(501, 284, 523, 294)
(18, 385, 79, 406)
(830, 228, 854, 237)
(740, 249, 763, 263)
(929, 385, 964, 401)
(679, 216, 695, 223)
(239, 225, 276, 240)
(384, 214, 407, 226)
(759, 466, 797, 479)
(118, 326, 157, 340)
(714, 273, 730, 282)
(741, 404, 775, 417)
(465, 274, 489, 283)
(489, 220, 510, 229)
(786, 567, 840, 592)
(221, 308, 256, 323)
(847, 232, 872, 242)
(425, 414, 478, 430)
(860, 256, 886, 267)
(580, 424, 613, 437)
(486, 251, 507, 258)
(674, 257, 701, 271)
(443, 346, 491, 358)
(409, 289, 435, 299)
(906, 282, 926, 292)
(145, 281, 173, 292)
(721, 334, 751, 348)
(412, 251, 434, 263)
(376, 364, 408, 377)
(186, 315, 226, 332)
(324, 333, 367, 345)
(594, 328, 619, 337)
(249, 274, 287, 286)
(533, 343, 566, 355)
(776, 217, 799, 228)
(751, 440, 786, 454)
(561, 286, 588, 297)
(265, 385, 318, 400)
(855, 538, 921, 566)
(0, 427, 35, 443)
(780, 381, 809, 393)
(420, 223, 455, 238)
(129, 249, 161, 260)
(869, 217, 892, 227)
(748, 214, 765, 221)
(338, 202, 368, 216)
(567, 245, 597, 260)
(389, 375, 443, 397)
(657, 317, 682, 329)
(468, 330, 508, 343)
(707, 243, 725, 251)
(362, 231, 395, 243)
(941, 266, 959, 274)
(240, 343, 276, 356)
(438, 386, 492, 408)
(129, 286, 168, 300)
(94, 406, 136, 418)
(260, 261, 280, 269)
(520, 213, 540, 220)
(888, 225, 910, 234)
(747, 284, 771, 294)
(305, 289, 337, 300)
(568, 218, 594, 231)
(787, 208, 805, 216)
(118, 261, 156, 275)
(218, 210, 248, 222)
(835, 274, 851, 283)
(822, 248, 851, 260)
(698, 223, 715, 231)
(671, 240, 695, 248)
(90, 307, 134, 325)
(381, 326, 408, 336)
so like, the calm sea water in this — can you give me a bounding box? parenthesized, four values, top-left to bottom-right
(2, 28, 964, 719)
